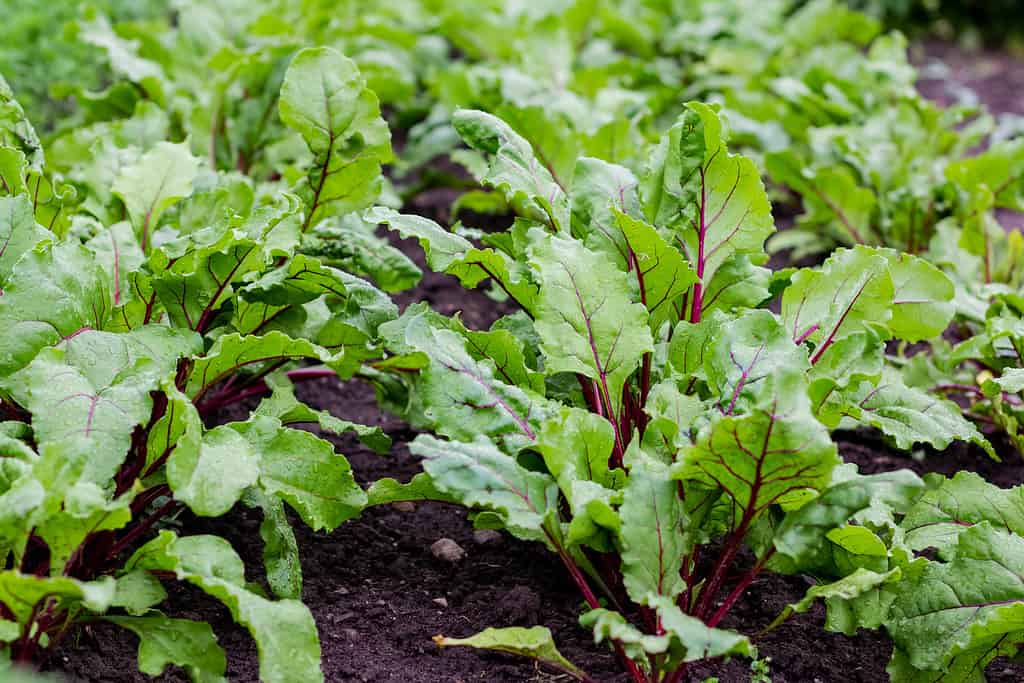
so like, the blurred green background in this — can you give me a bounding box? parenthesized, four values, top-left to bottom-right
(1, 0, 1021, 134)
(0, 0, 169, 129)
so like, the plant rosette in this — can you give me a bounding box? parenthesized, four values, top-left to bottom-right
(365, 103, 1020, 682)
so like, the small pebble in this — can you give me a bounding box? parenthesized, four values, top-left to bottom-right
(430, 537, 466, 562)
(472, 529, 503, 546)
(391, 501, 416, 513)
(432, 597, 449, 608)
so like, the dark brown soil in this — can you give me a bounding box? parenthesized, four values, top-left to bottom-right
(50, 40, 1024, 683)
(914, 40, 1024, 116)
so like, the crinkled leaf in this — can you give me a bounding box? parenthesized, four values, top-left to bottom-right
(412, 435, 559, 544)
(279, 47, 392, 231)
(902, 472, 1024, 556)
(0, 195, 49, 285)
(104, 615, 227, 683)
(615, 209, 697, 333)
(452, 109, 568, 231)
(678, 370, 838, 527)
(529, 231, 652, 419)
(887, 524, 1024, 673)
(2, 327, 199, 483)
(823, 373, 995, 458)
(704, 310, 809, 414)
(782, 246, 894, 363)
(112, 142, 199, 249)
(231, 415, 366, 531)
(398, 313, 547, 453)
(128, 532, 323, 683)
(0, 241, 112, 375)
(303, 214, 420, 292)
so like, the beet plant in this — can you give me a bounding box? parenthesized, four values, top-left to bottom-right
(362, 104, 1024, 681)
(0, 48, 405, 681)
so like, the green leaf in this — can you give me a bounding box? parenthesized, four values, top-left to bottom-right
(887, 524, 1024, 674)
(580, 608, 670, 665)
(397, 312, 548, 452)
(0, 572, 115, 624)
(412, 435, 559, 544)
(104, 615, 227, 683)
(766, 151, 876, 247)
(303, 214, 421, 293)
(902, 472, 1024, 556)
(230, 415, 366, 531)
(0, 195, 49, 285)
(947, 139, 1024, 212)
(654, 597, 753, 665)
(2, 327, 200, 483)
(246, 490, 302, 601)
(808, 330, 885, 391)
(186, 331, 337, 401)
(112, 141, 199, 250)
(535, 406, 615, 492)
(701, 254, 772, 317)
(253, 376, 390, 453)
(878, 248, 955, 342)
(782, 246, 894, 363)
(703, 310, 809, 414)
(0, 75, 43, 170)
(239, 253, 350, 307)
(279, 47, 392, 231)
(823, 372, 995, 458)
(0, 241, 112, 375)
(619, 452, 687, 604)
(168, 425, 258, 517)
(642, 378, 705, 455)
(128, 532, 323, 683)
(151, 199, 300, 332)
(678, 370, 838, 528)
(614, 209, 697, 333)
(774, 467, 924, 572)
(643, 103, 774, 319)
(368, 207, 537, 312)
(581, 600, 751, 672)
(571, 158, 637, 269)
(529, 231, 652, 420)
(452, 109, 568, 231)
(365, 472, 459, 506)
(767, 568, 902, 633)
(36, 482, 133, 572)
(434, 627, 584, 679)
(111, 570, 167, 616)
(994, 369, 1024, 394)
